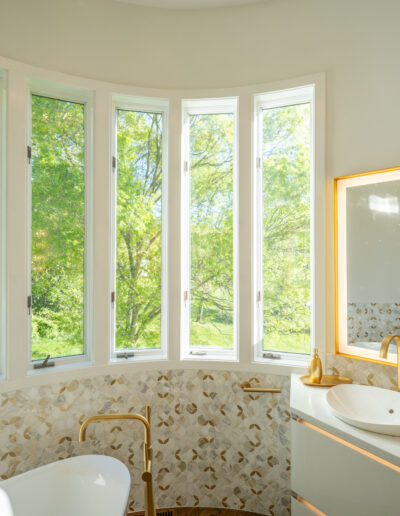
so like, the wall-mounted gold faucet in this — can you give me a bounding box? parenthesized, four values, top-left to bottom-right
(380, 334, 400, 391)
(79, 405, 155, 516)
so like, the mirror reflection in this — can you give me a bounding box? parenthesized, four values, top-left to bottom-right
(336, 168, 400, 364)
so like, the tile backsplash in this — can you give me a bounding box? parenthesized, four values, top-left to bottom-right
(347, 302, 400, 344)
(327, 353, 398, 390)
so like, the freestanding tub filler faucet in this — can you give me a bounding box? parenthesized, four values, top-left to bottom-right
(79, 405, 155, 516)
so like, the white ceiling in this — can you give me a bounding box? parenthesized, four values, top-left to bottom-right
(118, 0, 266, 9)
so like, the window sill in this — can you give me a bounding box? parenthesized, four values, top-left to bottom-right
(181, 350, 238, 362)
(253, 353, 310, 369)
(27, 359, 93, 376)
(109, 353, 168, 364)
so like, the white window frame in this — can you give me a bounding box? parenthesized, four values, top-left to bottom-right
(27, 80, 94, 373)
(0, 69, 6, 379)
(181, 97, 239, 361)
(110, 94, 169, 362)
(253, 84, 321, 366)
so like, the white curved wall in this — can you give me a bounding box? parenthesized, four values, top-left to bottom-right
(1, 0, 400, 356)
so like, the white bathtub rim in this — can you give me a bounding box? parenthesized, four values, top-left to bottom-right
(0, 454, 130, 485)
(0, 454, 131, 516)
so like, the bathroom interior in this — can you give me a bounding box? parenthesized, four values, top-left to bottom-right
(0, 0, 399, 515)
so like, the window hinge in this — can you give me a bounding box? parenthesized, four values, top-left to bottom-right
(256, 156, 261, 168)
(33, 354, 55, 369)
(27, 145, 32, 163)
(116, 351, 135, 359)
(263, 352, 281, 360)
(112, 156, 116, 170)
(184, 161, 188, 173)
(183, 290, 188, 303)
(256, 290, 261, 302)
(27, 295, 32, 315)
(111, 291, 116, 304)
(189, 350, 206, 356)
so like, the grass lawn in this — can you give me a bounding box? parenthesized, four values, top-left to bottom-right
(32, 323, 310, 359)
(190, 321, 310, 354)
(263, 332, 310, 355)
(191, 321, 233, 348)
(32, 338, 83, 361)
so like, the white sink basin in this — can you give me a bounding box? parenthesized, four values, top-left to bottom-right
(326, 384, 400, 437)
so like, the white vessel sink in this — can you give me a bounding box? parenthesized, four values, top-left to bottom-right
(326, 384, 400, 437)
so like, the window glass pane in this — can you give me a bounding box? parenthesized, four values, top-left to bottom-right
(189, 113, 234, 349)
(115, 110, 163, 350)
(262, 103, 311, 354)
(31, 95, 85, 360)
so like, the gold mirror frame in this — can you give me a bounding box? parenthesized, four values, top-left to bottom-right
(334, 166, 400, 366)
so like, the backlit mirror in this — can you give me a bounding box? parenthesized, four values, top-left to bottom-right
(335, 167, 400, 365)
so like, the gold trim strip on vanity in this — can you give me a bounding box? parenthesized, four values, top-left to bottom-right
(240, 381, 281, 393)
(294, 494, 326, 516)
(296, 417, 400, 474)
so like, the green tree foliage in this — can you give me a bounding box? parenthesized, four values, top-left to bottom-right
(189, 114, 234, 348)
(31, 95, 85, 360)
(115, 110, 163, 349)
(30, 97, 310, 359)
(262, 104, 311, 354)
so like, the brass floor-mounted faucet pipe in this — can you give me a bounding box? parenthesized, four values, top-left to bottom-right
(79, 405, 155, 516)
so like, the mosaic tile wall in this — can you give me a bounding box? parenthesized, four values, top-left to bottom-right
(327, 354, 398, 391)
(347, 302, 400, 344)
(0, 369, 291, 515)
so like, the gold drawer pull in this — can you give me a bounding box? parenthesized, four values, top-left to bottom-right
(240, 381, 281, 393)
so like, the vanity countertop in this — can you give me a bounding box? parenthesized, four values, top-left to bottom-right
(290, 374, 400, 467)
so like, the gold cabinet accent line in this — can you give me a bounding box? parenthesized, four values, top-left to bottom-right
(296, 417, 400, 473)
(293, 493, 326, 516)
(240, 381, 281, 393)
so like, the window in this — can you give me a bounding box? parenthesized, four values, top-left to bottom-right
(0, 70, 5, 376)
(181, 98, 238, 360)
(254, 86, 314, 362)
(111, 97, 168, 360)
(0, 64, 325, 387)
(29, 89, 92, 368)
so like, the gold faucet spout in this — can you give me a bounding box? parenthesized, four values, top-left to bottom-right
(380, 334, 400, 391)
(79, 413, 150, 444)
(79, 406, 155, 516)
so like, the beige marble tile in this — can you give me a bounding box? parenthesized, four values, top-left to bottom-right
(0, 370, 291, 515)
(327, 354, 397, 391)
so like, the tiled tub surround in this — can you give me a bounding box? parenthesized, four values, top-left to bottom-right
(0, 370, 291, 515)
(347, 302, 400, 344)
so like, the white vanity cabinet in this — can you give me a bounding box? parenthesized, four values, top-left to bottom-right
(290, 375, 400, 516)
